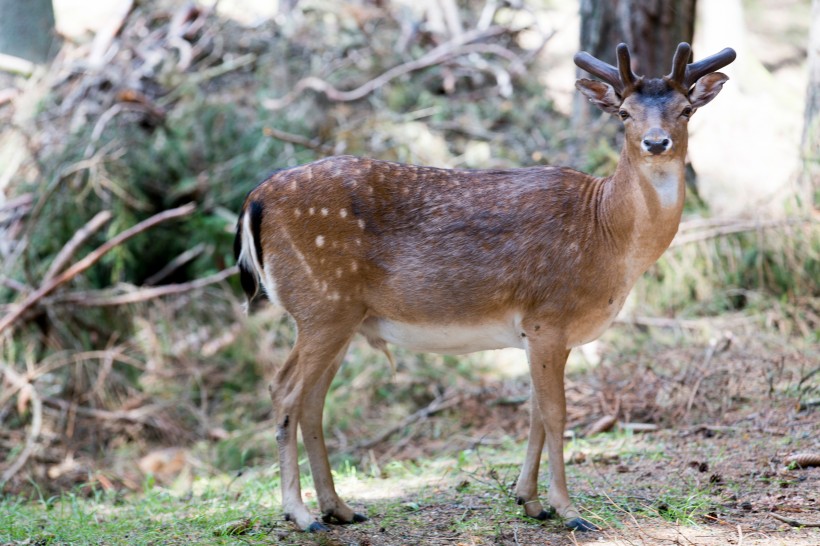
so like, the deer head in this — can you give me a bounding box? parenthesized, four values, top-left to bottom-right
(574, 43, 736, 162)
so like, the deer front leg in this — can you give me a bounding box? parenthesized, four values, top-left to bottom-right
(300, 346, 367, 525)
(526, 335, 597, 531)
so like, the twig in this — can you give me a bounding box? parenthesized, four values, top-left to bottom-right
(0, 347, 145, 415)
(355, 391, 464, 449)
(41, 396, 177, 436)
(0, 203, 196, 334)
(616, 314, 757, 330)
(0, 53, 34, 76)
(48, 266, 237, 307)
(262, 127, 334, 154)
(263, 26, 508, 110)
(87, 0, 135, 70)
(798, 366, 820, 388)
(0, 365, 42, 487)
(769, 512, 820, 527)
(671, 216, 817, 247)
(144, 243, 206, 286)
(43, 211, 113, 282)
(0, 193, 33, 216)
(158, 53, 257, 107)
(0, 277, 27, 293)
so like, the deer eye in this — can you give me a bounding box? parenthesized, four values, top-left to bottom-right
(618, 110, 630, 120)
(681, 106, 693, 118)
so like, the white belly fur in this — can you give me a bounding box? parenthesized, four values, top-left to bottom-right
(361, 316, 525, 355)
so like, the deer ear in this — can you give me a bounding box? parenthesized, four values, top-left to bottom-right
(688, 72, 729, 109)
(576, 79, 622, 114)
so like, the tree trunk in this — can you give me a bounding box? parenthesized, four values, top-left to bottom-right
(573, 0, 696, 170)
(0, 0, 56, 63)
(580, 0, 696, 78)
(804, 0, 820, 208)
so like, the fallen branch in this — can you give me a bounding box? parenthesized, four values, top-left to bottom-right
(0, 203, 196, 334)
(48, 266, 237, 307)
(0, 365, 42, 488)
(43, 210, 113, 282)
(144, 242, 206, 286)
(671, 216, 818, 247)
(263, 26, 508, 110)
(769, 512, 820, 528)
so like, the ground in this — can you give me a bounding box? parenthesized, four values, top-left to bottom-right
(3, 320, 818, 545)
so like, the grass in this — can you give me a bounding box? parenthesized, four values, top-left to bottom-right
(1, 483, 272, 545)
(0, 430, 738, 545)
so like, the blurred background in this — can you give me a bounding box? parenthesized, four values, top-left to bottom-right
(0, 0, 817, 535)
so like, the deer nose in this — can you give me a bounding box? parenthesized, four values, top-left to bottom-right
(641, 129, 672, 155)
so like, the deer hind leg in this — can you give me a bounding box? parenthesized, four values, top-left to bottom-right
(269, 324, 359, 532)
(300, 343, 368, 525)
(514, 394, 555, 521)
(526, 336, 597, 532)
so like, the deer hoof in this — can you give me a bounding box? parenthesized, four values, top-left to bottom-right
(531, 507, 556, 520)
(321, 511, 368, 524)
(535, 507, 555, 521)
(565, 517, 598, 532)
(306, 521, 331, 533)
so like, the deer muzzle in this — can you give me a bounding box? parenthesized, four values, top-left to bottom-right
(641, 128, 672, 155)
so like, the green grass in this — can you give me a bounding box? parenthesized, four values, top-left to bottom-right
(0, 443, 539, 544)
(1, 471, 289, 545)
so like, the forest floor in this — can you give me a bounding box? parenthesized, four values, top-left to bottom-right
(3, 318, 818, 546)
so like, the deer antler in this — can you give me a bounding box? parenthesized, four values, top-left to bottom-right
(616, 43, 638, 91)
(573, 43, 638, 95)
(668, 42, 737, 88)
(668, 42, 691, 85)
(683, 47, 737, 87)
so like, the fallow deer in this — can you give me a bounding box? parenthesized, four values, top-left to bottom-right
(234, 42, 736, 532)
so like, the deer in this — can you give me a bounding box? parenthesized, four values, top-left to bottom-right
(233, 42, 736, 532)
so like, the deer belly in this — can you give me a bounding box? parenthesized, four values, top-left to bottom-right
(360, 317, 525, 355)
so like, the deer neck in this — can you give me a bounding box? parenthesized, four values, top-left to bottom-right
(612, 147, 686, 267)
